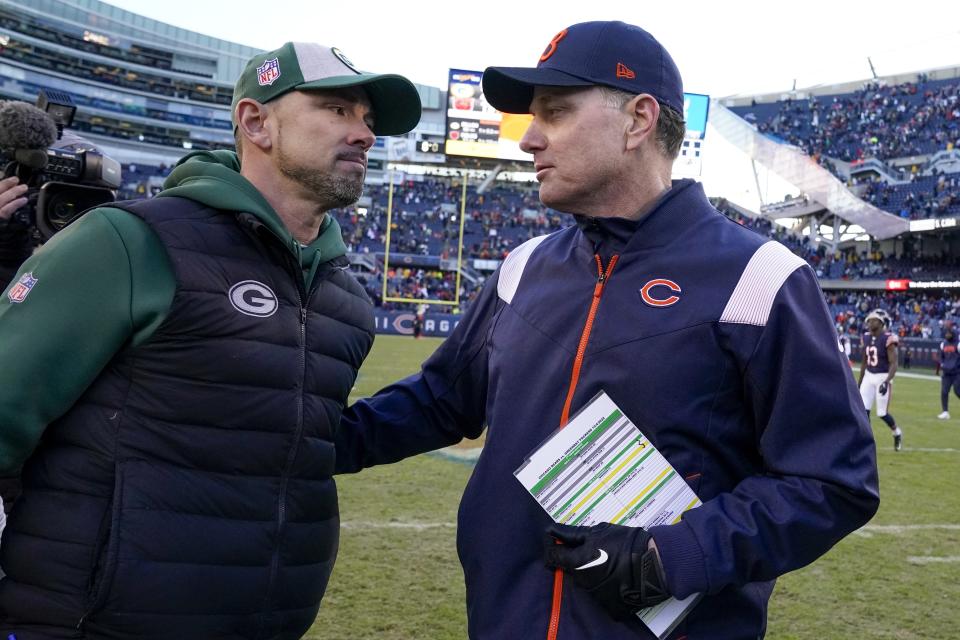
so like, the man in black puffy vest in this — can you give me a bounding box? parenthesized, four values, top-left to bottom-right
(0, 42, 421, 639)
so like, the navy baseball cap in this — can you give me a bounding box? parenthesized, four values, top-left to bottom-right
(482, 21, 684, 115)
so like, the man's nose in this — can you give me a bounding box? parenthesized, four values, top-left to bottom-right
(348, 112, 376, 150)
(520, 120, 546, 154)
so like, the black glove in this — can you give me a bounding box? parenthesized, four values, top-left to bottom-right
(879, 382, 888, 395)
(544, 522, 670, 621)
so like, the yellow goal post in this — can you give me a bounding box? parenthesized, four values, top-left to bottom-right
(380, 172, 468, 308)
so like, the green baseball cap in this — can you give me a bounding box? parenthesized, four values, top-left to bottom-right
(231, 42, 422, 136)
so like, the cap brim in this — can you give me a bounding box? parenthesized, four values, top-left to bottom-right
(482, 67, 595, 114)
(298, 73, 422, 136)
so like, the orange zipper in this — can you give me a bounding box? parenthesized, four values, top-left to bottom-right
(547, 253, 619, 640)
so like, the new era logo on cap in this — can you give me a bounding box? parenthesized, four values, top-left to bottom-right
(481, 21, 684, 116)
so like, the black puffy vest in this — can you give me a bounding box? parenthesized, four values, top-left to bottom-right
(0, 198, 374, 639)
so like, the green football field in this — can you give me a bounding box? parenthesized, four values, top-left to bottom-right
(310, 335, 960, 639)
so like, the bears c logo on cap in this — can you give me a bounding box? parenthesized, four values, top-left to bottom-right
(539, 29, 568, 63)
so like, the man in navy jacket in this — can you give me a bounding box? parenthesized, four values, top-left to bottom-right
(336, 21, 879, 639)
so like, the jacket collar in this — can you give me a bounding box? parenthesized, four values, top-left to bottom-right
(573, 179, 711, 257)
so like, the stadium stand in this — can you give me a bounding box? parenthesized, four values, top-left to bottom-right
(728, 76, 960, 220)
(104, 163, 960, 323)
(731, 78, 959, 161)
(5, 0, 960, 334)
(858, 172, 960, 220)
(715, 199, 960, 339)
(0, 0, 249, 164)
(337, 180, 565, 258)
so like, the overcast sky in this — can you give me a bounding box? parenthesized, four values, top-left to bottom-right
(103, 0, 960, 208)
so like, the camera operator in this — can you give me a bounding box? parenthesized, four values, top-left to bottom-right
(0, 176, 30, 290)
(0, 92, 119, 294)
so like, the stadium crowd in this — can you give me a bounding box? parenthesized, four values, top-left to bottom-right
(356, 268, 480, 311)
(731, 76, 960, 220)
(115, 171, 960, 320)
(737, 77, 960, 162)
(716, 201, 960, 339)
(337, 180, 566, 259)
(858, 171, 960, 219)
(829, 290, 960, 340)
(717, 199, 960, 281)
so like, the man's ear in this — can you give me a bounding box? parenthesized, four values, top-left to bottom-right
(235, 98, 273, 153)
(624, 94, 660, 152)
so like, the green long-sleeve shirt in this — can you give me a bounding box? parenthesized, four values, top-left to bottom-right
(0, 150, 347, 473)
(0, 208, 171, 472)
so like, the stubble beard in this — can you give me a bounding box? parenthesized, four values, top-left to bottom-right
(276, 128, 365, 211)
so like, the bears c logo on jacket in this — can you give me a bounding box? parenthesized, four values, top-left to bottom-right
(640, 279, 682, 307)
(229, 280, 278, 317)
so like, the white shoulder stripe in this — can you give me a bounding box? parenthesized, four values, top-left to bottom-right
(497, 234, 550, 304)
(720, 241, 806, 326)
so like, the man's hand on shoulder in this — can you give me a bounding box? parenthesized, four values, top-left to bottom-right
(544, 522, 670, 621)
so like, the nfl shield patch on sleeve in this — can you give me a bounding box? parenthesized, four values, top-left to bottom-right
(7, 272, 38, 303)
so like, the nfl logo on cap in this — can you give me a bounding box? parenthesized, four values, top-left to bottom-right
(257, 58, 281, 86)
(8, 272, 38, 304)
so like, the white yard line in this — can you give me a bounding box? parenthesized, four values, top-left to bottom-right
(854, 524, 960, 537)
(341, 522, 960, 534)
(430, 447, 483, 462)
(897, 372, 941, 381)
(341, 521, 456, 531)
(907, 556, 960, 565)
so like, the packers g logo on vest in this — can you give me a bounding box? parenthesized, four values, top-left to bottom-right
(229, 280, 278, 317)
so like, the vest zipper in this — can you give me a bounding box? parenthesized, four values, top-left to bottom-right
(547, 253, 619, 640)
(258, 273, 309, 637)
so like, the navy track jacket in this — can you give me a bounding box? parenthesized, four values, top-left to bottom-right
(336, 180, 880, 639)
